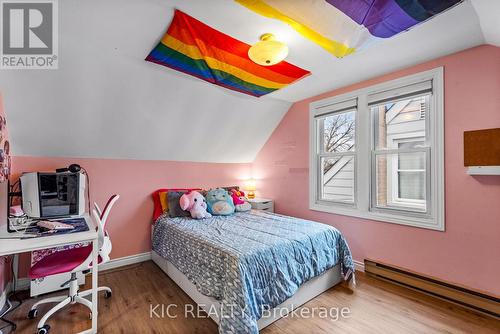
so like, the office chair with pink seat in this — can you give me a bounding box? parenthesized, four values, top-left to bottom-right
(27, 194, 120, 334)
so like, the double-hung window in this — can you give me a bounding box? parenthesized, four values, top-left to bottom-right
(310, 68, 444, 230)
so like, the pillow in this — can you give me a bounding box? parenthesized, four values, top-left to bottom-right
(167, 191, 191, 218)
(159, 191, 169, 212)
(152, 188, 201, 221)
(220, 186, 239, 191)
(152, 188, 169, 221)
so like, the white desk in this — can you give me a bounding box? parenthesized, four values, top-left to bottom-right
(0, 215, 99, 334)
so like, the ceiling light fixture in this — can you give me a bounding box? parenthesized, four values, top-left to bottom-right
(248, 33, 288, 66)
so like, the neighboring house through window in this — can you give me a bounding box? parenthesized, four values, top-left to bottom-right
(310, 68, 444, 230)
(372, 95, 427, 212)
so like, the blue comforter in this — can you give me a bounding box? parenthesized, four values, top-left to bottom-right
(152, 210, 354, 334)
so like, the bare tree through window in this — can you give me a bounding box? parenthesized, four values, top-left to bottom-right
(320, 110, 356, 203)
(323, 111, 355, 173)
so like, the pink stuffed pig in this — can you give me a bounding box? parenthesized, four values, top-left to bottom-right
(180, 191, 212, 219)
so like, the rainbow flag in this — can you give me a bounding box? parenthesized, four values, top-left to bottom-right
(146, 10, 310, 97)
(236, 0, 463, 58)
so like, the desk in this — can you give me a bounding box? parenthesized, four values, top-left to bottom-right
(0, 216, 99, 334)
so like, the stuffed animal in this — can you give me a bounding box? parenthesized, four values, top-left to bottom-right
(230, 189, 251, 212)
(179, 191, 212, 219)
(206, 188, 235, 215)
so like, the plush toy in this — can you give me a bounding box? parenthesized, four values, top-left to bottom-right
(206, 188, 235, 215)
(230, 189, 251, 212)
(179, 191, 212, 219)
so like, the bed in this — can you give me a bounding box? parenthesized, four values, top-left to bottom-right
(152, 210, 354, 334)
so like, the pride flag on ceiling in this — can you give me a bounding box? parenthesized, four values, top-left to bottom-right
(146, 10, 310, 97)
(236, 0, 463, 58)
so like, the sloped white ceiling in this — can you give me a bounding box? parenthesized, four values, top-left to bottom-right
(471, 0, 500, 46)
(0, 0, 494, 163)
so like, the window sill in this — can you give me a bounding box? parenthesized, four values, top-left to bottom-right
(309, 202, 444, 231)
(384, 200, 426, 211)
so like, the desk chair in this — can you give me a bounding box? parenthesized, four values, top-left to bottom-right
(27, 195, 119, 334)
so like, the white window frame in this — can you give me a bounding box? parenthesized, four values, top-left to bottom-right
(309, 68, 445, 231)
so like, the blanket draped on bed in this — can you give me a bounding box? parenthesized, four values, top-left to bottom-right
(153, 210, 354, 334)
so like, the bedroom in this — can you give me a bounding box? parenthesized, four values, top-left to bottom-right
(0, 0, 499, 333)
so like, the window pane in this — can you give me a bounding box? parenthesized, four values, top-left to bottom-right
(372, 95, 428, 150)
(398, 141, 424, 150)
(398, 146, 425, 169)
(322, 110, 355, 153)
(321, 156, 355, 203)
(398, 172, 425, 200)
(375, 152, 426, 212)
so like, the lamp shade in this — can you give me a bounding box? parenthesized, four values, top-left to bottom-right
(245, 179, 256, 191)
(248, 33, 288, 66)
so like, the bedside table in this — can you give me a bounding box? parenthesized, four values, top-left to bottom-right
(248, 198, 274, 213)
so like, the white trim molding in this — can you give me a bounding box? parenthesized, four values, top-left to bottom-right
(310, 67, 445, 231)
(353, 260, 365, 272)
(98, 251, 152, 272)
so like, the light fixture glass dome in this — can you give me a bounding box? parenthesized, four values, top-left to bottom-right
(248, 33, 288, 66)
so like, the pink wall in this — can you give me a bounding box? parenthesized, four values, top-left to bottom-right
(11, 156, 251, 276)
(253, 45, 500, 296)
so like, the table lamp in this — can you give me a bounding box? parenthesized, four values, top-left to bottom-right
(245, 179, 256, 199)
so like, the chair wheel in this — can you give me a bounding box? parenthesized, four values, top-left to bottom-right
(37, 324, 50, 334)
(104, 290, 112, 299)
(28, 309, 38, 319)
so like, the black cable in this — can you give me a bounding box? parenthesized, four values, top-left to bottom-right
(9, 179, 19, 190)
(8, 179, 20, 207)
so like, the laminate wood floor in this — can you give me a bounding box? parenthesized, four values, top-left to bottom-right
(4, 261, 499, 333)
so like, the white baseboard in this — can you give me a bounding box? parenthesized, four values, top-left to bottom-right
(12, 252, 153, 292)
(98, 251, 152, 272)
(354, 260, 365, 272)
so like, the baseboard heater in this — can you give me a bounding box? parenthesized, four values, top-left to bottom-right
(364, 259, 500, 318)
